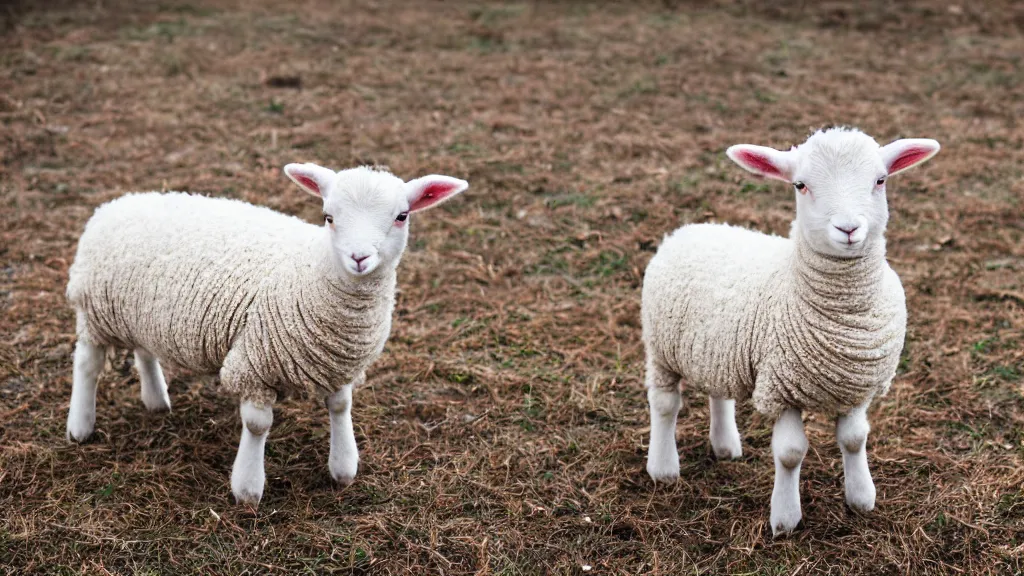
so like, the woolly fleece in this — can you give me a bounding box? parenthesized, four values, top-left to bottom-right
(67, 192, 395, 406)
(641, 222, 907, 418)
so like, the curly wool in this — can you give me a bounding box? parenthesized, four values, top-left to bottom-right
(67, 192, 395, 405)
(641, 222, 906, 418)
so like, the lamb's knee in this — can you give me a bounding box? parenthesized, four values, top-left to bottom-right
(74, 341, 105, 375)
(241, 401, 273, 436)
(837, 414, 869, 454)
(776, 443, 807, 469)
(648, 385, 681, 417)
(772, 409, 807, 470)
(326, 384, 353, 415)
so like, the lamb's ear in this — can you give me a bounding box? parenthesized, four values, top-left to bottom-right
(404, 175, 469, 213)
(725, 145, 797, 183)
(880, 139, 940, 176)
(284, 163, 336, 198)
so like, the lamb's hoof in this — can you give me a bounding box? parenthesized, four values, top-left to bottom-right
(646, 460, 680, 483)
(331, 472, 356, 487)
(712, 439, 743, 460)
(329, 458, 358, 486)
(66, 417, 95, 443)
(770, 508, 803, 537)
(231, 473, 264, 507)
(141, 389, 171, 412)
(233, 488, 263, 507)
(142, 397, 171, 412)
(845, 482, 876, 513)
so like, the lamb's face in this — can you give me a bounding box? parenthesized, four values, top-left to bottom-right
(321, 168, 412, 276)
(726, 128, 940, 258)
(283, 163, 469, 278)
(789, 131, 891, 257)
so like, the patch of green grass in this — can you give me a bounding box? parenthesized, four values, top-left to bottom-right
(545, 193, 594, 208)
(738, 181, 773, 195)
(158, 3, 218, 17)
(468, 33, 506, 54)
(55, 46, 92, 63)
(524, 248, 570, 276)
(122, 18, 193, 42)
(94, 472, 122, 500)
(588, 250, 629, 277)
(618, 76, 659, 99)
(995, 490, 1024, 519)
(988, 364, 1022, 382)
(448, 371, 473, 385)
(926, 510, 949, 534)
(266, 99, 285, 114)
(469, 4, 526, 25)
(897, 346, 912, 375)
(946, 420, 987, 441)
(972, 338, 995, 355)
(448, 142, 478, 154)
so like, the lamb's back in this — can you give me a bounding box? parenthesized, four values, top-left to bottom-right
(641, 223, 790, 398)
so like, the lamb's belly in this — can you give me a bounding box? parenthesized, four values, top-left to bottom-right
(670, 331, 755, 400)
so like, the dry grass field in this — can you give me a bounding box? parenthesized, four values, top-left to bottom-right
(1, 0, 1022, 573)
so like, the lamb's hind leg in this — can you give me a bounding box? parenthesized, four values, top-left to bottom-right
(67, 338, 105, 442)
(326, 372, 364, 486)
(135, 349, 170, 412)
(770, 408, 807, 536)
(646, 361, 682, 482)
(837, 402, 875, 512)
(709, 397, 742, 459)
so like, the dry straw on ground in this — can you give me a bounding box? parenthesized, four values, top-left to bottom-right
(1, 0, 1022, 574)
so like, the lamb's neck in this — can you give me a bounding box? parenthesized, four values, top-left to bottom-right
(790, 232, 888, 317)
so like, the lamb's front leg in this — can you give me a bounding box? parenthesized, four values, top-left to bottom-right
(326, 373, 363, 485)
(231, 400, 273, 506)
(770, 407, 807, 536)
(837, 402, 875, 512)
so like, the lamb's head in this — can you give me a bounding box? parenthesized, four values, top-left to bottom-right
(726, 128, 939, 257)
(284, 163, 468, 277)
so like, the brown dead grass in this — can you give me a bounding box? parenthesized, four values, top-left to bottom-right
(1, 0, 1022, 574)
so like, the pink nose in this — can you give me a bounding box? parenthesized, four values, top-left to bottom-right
(351, 254, 369, 264)
(835, 225, 859, 236)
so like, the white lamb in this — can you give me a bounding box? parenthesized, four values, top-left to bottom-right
(641, 127, 939, 535)
(65, 163, 468, 505)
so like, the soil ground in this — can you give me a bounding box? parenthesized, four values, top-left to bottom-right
(1, 0, 1022, 574)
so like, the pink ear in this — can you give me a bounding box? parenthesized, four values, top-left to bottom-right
(725, 145, 795, 183)
(405, 175, 469, 213)
(294, 175, 320, 194)
(283, 163, 336, 198)
(881, 139, 940, 176)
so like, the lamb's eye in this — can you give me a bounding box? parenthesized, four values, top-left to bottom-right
(395, 212, 408, 222)
(324, 214, 334, 224)
(793, 181, 807, 193)
(875, 177, 886, 186)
